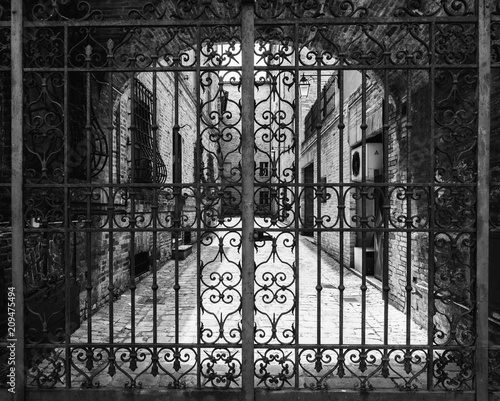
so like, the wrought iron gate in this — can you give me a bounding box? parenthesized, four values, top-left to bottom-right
(0, 0, 497, 400)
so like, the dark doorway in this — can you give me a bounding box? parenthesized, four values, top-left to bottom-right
(134, 251, 150, 277)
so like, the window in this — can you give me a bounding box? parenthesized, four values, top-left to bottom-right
(114, 106, 122, 183)
(304, 104, 318, 141)
(259, 190, 270, 205)
(259, 161, 269, 177)
(322, 77, 336, 118)
(132, 79, 168, 183)
(303, 75, 336, 143)
(65, 73, 108, 180)
(348, 98, 362, 146)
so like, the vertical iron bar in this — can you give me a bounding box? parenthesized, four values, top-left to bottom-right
(241, 1, 255, 399)
(11, 0, 25, 399)
(476, 0, 491, 399)
(427, 21, 436, 390)
(360, 70, 367, 346)
(152, 62, 158, 346)
(173, 68, 181, 345)
(115, 104, 121, 184)
(107, 47, 115, 358)
(315, 64, 322, 345)
(149, 61, 160, 383)
(338, 70, 345, 347)
(85, 46, 93, 346)
(381, 66, 391, 381)
(382, 70, 390, 347)
(129, 75, 137, 345)
(195, 26, 202, 388)
(63, 24, 71, 388)
(405, 69, 413, 347)
(293, 22, 300, 389)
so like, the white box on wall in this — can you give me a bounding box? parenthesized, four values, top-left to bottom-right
(351, 143, 383, 182)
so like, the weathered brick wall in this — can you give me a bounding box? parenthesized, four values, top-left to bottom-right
(300, 70, 434, 329)
(385, 81, 432, 329)
(387, 231, 429, 327)
(73, 66, 215, 319)
(75, 231, 131, 319)
(300, 71, 383, 268)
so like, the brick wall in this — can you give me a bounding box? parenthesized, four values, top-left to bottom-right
(299, 70, 436, 329)
(299, 71, 383, 268)
(70, 65, 217, 320)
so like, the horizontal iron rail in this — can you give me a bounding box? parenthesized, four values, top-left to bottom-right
(24, 389, 479, 401)
(21, 343, 476, 350)
(21, 228, 479, 235)
(22, 64, 479, 73)
(21, 182, 478, 187)
(22, 16, 478, 28)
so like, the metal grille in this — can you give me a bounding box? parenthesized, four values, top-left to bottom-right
(132, 79, 168, 184)
(0, 0, 496, 400)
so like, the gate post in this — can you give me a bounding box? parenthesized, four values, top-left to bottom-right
(11, 0, 25, 400)
(476, 0, 491, 399)
(241, 0, 255, 399)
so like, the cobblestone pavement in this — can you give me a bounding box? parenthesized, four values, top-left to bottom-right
(65, 217, 427, 388)
(72, 218, 425, 346)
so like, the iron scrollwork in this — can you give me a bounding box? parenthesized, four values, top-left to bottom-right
(8, 0, 487, 395)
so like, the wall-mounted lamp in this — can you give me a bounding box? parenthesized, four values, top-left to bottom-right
(299, 73, 338, 99)
(299, 74, 310, 99)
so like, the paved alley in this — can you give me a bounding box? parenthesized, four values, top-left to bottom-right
(58, 218, 428, 389)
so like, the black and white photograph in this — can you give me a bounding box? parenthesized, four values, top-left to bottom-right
(0, 1, 498, 400)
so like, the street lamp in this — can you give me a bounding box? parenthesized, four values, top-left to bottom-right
(299, 73, 310, 98)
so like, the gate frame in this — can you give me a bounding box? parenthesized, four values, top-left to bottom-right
(476, 2, 491, 401)
(11, 0, 26, 400)
(8, 0, 494, 400)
